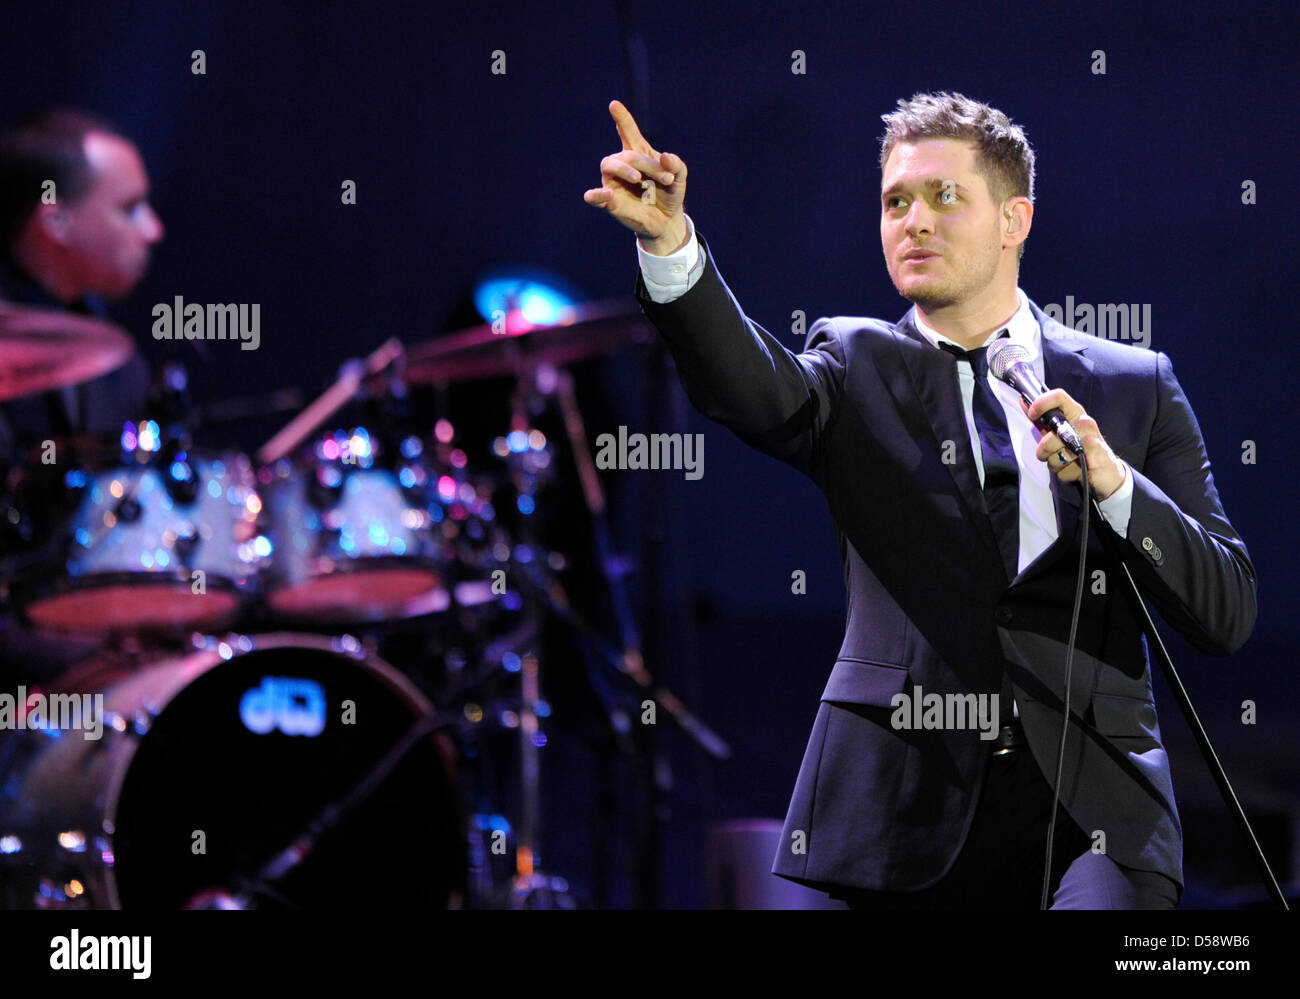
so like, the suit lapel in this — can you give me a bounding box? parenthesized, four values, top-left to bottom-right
(889, 302, 1098, 588)
(890, 309, 1004, 573)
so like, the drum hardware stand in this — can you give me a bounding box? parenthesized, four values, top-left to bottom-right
(506, 640, 577, 909)
(542, 353, 723, 908)
(484, 363, 727, 907)
(636, 340, 669, 909)
(256, 338, 404, 467)
(550, 367, 643, 658)
(508, 554, 729, 759)
(478, 373, 573, 909)
(508, 550, 725, 909)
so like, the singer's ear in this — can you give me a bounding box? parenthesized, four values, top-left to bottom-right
(1002, 196, 1033, 250)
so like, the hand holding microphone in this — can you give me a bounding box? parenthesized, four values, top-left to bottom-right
(986, 339, 1129, 501)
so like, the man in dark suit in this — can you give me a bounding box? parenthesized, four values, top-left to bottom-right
(584, 93, 1256, 908)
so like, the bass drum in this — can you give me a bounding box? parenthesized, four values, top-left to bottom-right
(0, 633, 463, 909)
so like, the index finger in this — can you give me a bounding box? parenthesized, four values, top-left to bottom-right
(610, 100, 658, 156)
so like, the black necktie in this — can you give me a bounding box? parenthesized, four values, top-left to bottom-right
(940, 331, 1018, 727)
(939, 332, 1020, 583)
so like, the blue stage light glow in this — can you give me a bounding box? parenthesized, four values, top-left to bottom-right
(473, 267, 582, 327)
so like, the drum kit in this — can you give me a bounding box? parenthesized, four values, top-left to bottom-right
(0, 299, 727, 909)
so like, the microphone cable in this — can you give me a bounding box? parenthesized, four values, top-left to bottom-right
(1039, 455, 1090, 909)
(984, 336, 1093, 909)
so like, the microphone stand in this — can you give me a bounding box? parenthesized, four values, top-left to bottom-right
(1086, 491, 1288, 909)
(996, 341, 1285, 908)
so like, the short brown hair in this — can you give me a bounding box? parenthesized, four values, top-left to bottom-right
(879, 91, 1035, 208)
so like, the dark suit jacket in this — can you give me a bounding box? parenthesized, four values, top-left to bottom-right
(635, 234, 1257, 899)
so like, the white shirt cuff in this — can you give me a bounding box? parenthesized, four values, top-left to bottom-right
(1096, 459, 1134, 538)
(637, 214, 703, 304)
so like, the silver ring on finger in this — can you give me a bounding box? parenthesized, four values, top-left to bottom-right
(1057, 449, 1070, 466)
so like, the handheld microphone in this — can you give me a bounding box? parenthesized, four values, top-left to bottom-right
(986, 339, 1084, 455)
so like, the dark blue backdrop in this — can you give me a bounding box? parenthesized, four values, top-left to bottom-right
(4, 0, 1296, 908)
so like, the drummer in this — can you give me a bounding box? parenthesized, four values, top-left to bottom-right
(0, 109, 163, 452)
(0, 110, 164, 678)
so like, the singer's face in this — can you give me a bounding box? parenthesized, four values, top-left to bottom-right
(880, 139, 1004, 311)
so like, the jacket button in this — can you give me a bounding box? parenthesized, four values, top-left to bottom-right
(995, 608, 1013, 624)
(1151, 545, 1163, 561)
(1141, 537, 1154, 551)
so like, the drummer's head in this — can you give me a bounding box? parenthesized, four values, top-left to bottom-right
(0, 109, 164, 304)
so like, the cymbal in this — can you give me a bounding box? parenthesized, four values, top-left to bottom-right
(0, 301, 135, 402)
(404, 298, 654, 384)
